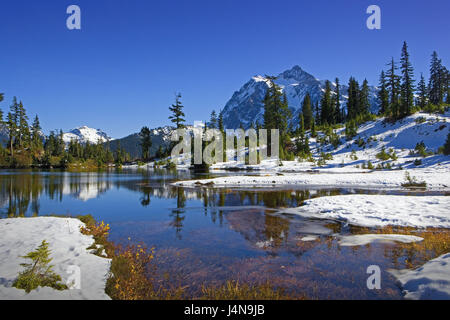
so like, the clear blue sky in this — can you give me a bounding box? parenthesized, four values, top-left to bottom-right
(0, 0, 448, 138)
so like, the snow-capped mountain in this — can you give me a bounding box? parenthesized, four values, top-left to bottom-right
(221, 65, 379, 129)
(63, 126, 113, 144)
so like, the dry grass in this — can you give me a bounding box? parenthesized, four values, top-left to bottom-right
(351, 225, 450, 268)
(78, 215, 301, 300)
(199, 280, 300, 300)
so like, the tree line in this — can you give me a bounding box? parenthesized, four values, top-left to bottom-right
(0, 96, 130, 168)
(162, 42, 448, 166)
(213, 42, 449, 162)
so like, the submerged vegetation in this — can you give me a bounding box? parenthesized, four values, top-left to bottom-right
(77, 214, 302, 300)
(351, 225, 450, 269)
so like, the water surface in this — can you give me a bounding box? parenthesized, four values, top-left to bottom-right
(1, 169, 447, 299)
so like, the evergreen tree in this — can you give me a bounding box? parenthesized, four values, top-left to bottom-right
(428, 51, 445, 105)
(296, 114, 310, 157)
(13, 240, 67, 293)
(334, 78, 342, 123)
(209, 110, 217, 129)
(399, 41, 415, 117)
(311, 118, 316, 137)
(31, 115, 43, 151)
(314, 101, 320, 125)
(386, 58, 401, 119)
(6, 112, 16, 156)
(139, 126, 152, 161)
(0, 93, 3, 127)
(218, 111, 224, 132)
(445, 67, 450, 104)
(443, 133, 450, 156)
(301, 93, 313, 130)
(320, 80, 333, 125)
(378, 70, 389, 115)
(114, 140, 124, 165)
(359, 79, 370, 115)
(263, 76, 291, 157)
(17, 101, 30, 148)
(347, 77, 360, 120)
(417, 73, 427, 109)
(168, 93, 186, 129)
(299, 114, 305, 138)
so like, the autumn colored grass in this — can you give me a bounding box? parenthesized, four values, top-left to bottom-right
(77, 215, 300, 300)
(350, 225, 450, 268)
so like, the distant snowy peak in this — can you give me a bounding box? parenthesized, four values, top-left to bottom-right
(221, 65, 379, 129)
(63, 126, 113, 144)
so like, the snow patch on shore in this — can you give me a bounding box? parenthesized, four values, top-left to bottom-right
(282, 195, 450, 228)
(0, 217, 111, 300)
(338, 234, 423, 246)
(390, 253, 450, 300)
(173, 168, 450, 190)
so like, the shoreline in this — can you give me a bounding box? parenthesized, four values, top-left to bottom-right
(172, 167, 450, 191)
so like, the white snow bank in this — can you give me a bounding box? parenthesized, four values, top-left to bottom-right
(282, 195, 450, 228)
(338, 234, 423, 246)
(390, 253, 450, 300)
(173, 168, 450, 190)
(0, 217, 111, 300)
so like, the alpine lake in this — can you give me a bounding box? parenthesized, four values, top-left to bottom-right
(1, 168, 449, 299)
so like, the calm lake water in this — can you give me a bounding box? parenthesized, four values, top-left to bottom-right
(1, 169, 447, 299)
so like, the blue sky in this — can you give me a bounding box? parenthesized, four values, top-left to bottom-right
(0, 0, 448, 138)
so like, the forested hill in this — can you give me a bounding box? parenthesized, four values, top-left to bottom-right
(108, 126, 173, 159)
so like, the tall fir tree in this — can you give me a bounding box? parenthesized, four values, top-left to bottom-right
(168, 93, 186, 129)
(31, 115, 43, 151)
(6, 112, 16, 156)
(399, 41, 415, 117)
(301, 93, 313, 130)
(417, 73, 427, 109)
(386, 58, 401, 119)
(139, 126, 152, 161)
(314, 101, 320, 125)
(218, 111, 224, 132)
(209, 110, 217, 129)
(378, 70, 389, 115)
(263, 76, 291, 157)
(334, 78, 342, 123)
(17, 101, 30, 148)
(359, 79, 370, 115)
(320, 80, 333, 125)
(346, 77, 360, 120)
(445, 67, 450, 104)
(428, 51, 445, 105)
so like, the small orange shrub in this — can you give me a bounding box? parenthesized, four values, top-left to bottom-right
(80, 221, 110, 239)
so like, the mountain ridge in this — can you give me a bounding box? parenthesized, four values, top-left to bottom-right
(220, 65, 379, 129)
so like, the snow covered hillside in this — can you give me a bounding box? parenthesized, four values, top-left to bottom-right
(221, 65, 379, 129)
(63, 126, 113, 145)
(174, 110, 450, 189)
